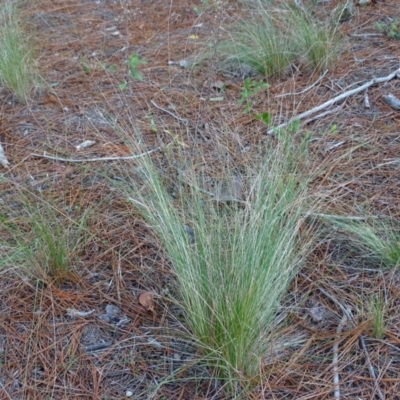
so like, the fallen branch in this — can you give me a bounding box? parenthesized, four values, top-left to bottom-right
(32, 147, 160, 163)
(268, 67, 400, 135)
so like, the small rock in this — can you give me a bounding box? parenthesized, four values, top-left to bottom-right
(98, 314, 119, 323)
(382, 93, 400, 111)
(105, 304, 120, 315)
(179, 59, 189, 68)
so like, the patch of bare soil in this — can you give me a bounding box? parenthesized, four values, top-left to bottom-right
(1, 0, 400, 398)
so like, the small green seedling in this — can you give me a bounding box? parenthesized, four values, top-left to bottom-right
(80, 60, 91, 74)
(255, 112, 270, 126)
(329, 123, 338, 134)
(370, 295, 386, 340)
(238, 78, 269, 113)
(193, 6, 201, 16)
(106, 64, 116, 72)
(128, 53, 147, 80)
(146, 114, 158, 132)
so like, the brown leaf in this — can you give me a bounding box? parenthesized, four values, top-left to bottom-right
(138, 292, 155, 312)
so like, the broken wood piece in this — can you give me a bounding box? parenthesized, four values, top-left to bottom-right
(76, 140, 96, 150)
(0, 141, 9, 168)
(364, 91, 370, 108)
(382, 93, 400, 111)
(66, 308, 95, 318)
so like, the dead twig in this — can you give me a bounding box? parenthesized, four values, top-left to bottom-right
(31, 147, 160, 163)
(150, 100, 189, 125)
(365, 337, 400, 355)
(268, 67, 400, 134)
(84, 341, 113, 352)
(358, 334, 385, 400)
(333, 312, 348, 400)
(300, 273, 385, 400)
(275, 70, 329, 98)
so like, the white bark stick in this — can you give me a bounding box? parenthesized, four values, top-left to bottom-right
(268, 67, 400, 135)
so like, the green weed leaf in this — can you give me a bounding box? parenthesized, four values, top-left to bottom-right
(128, 53, 147, 81)
(255, 112, 270, 126)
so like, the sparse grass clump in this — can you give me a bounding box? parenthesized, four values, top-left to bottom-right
(321, 215, 400, 269)
(217, 2, 343, 77)
(115, 132, 318, 393)
(28, 205, 91, 281)
(0, 192, 92, 283)
(375, 18, 400, 40)
(0, 0, 40, 102)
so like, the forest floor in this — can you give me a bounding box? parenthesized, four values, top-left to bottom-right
(1, 0, 400, 399)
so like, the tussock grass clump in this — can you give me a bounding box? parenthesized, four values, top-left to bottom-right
(289, 7, 343, 72)
(218, 14, 296, 77)
(0, 0, 40, 102)
(116, 133, 319, 393)
(217, 2, 343, 77)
